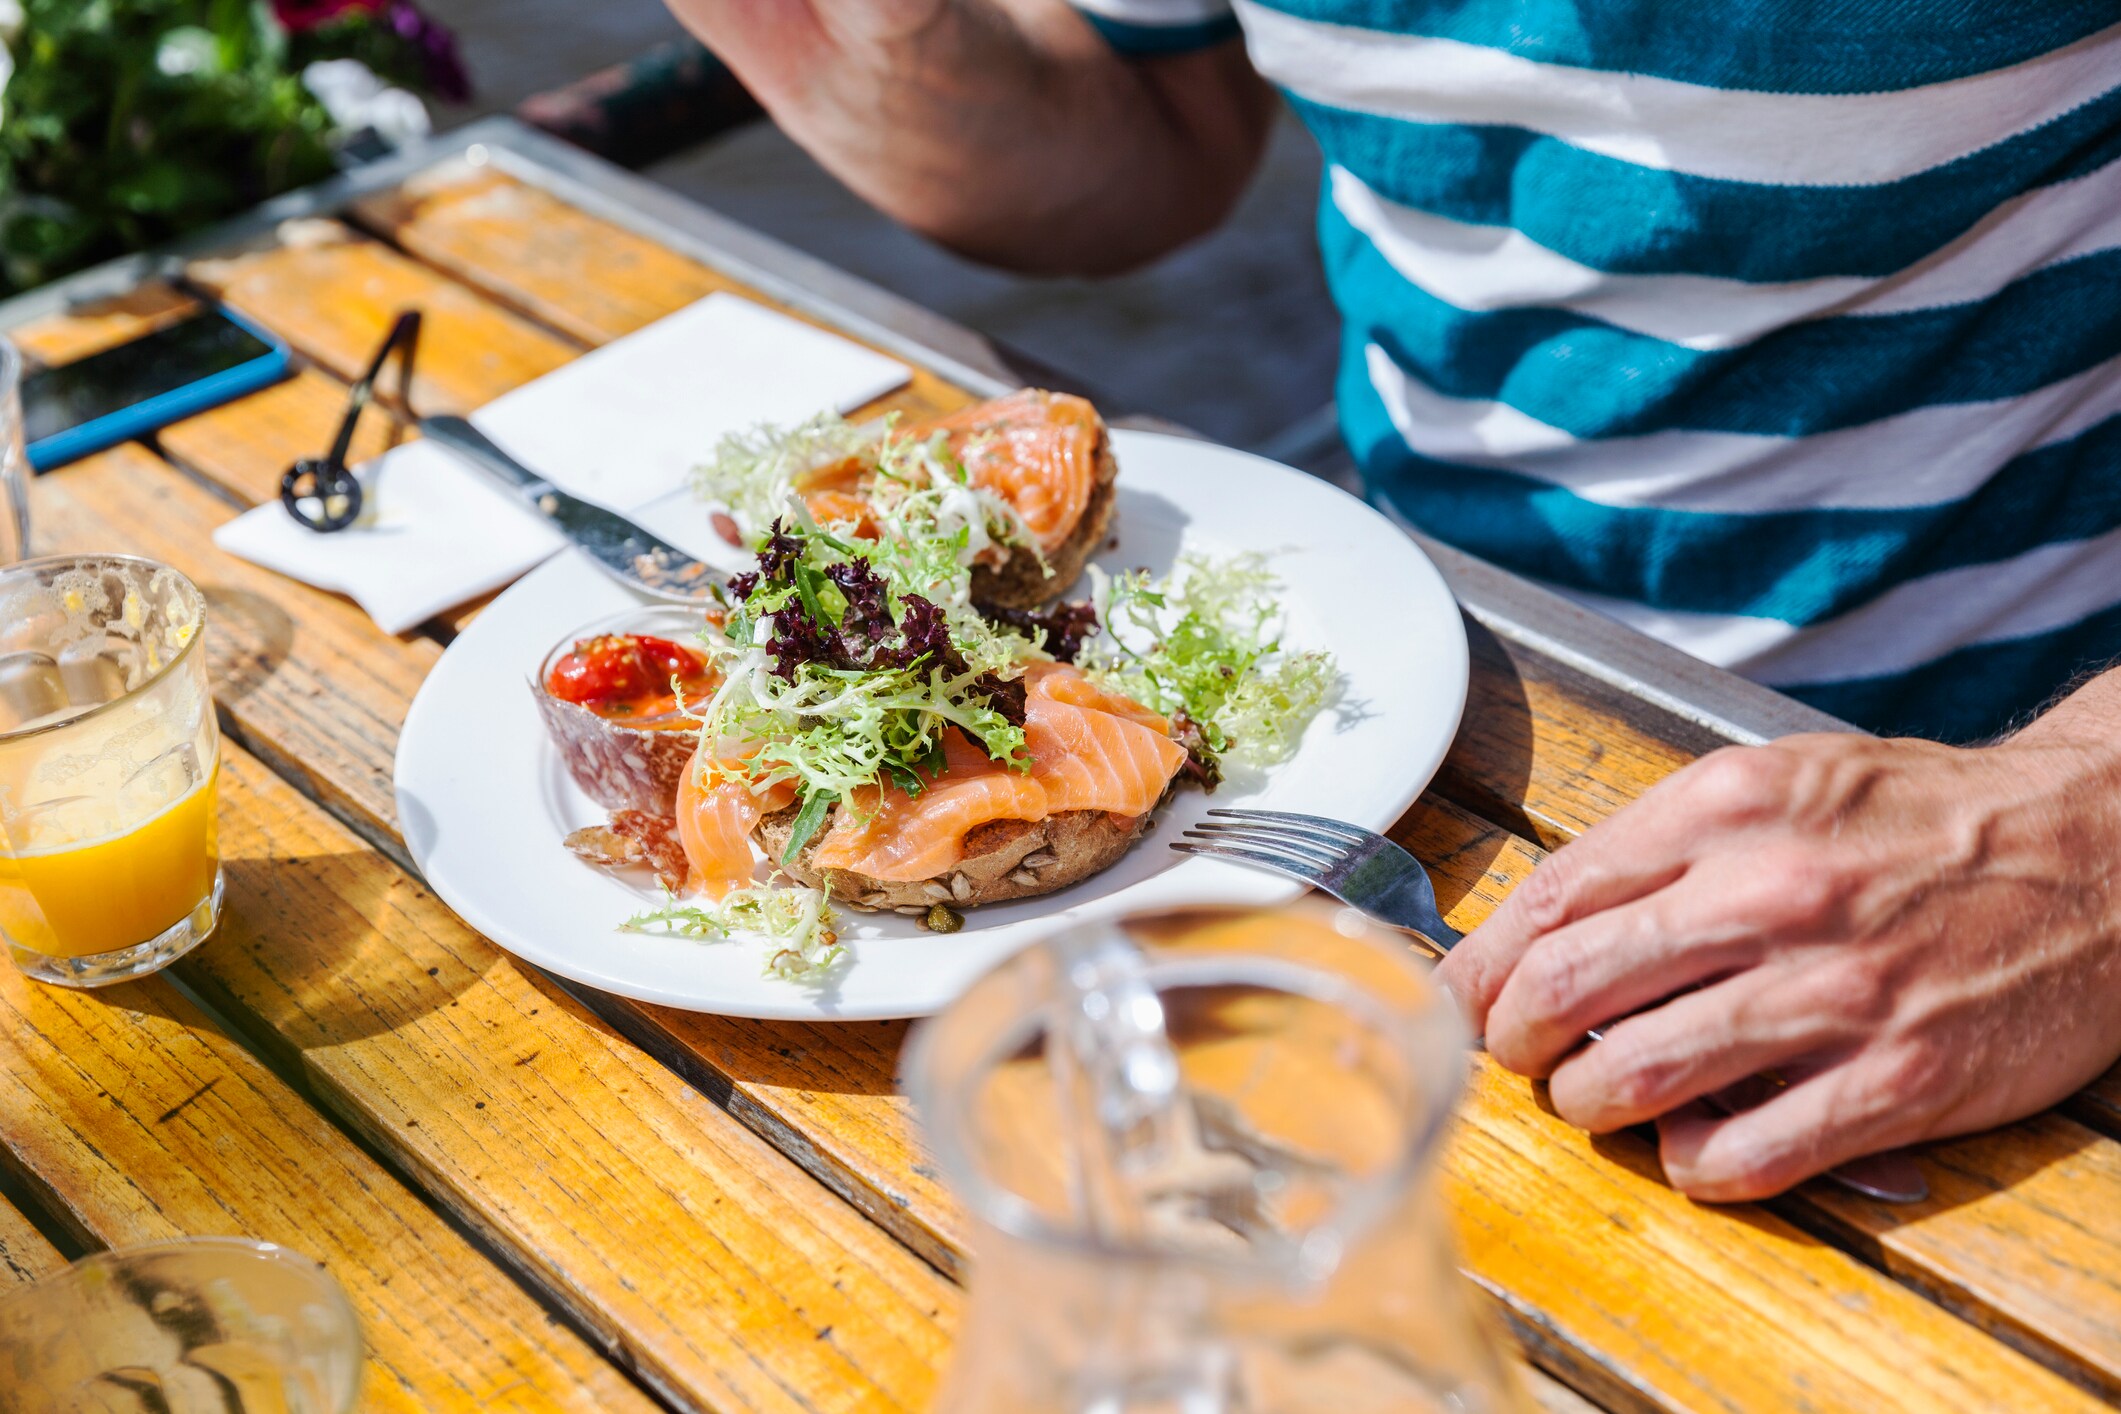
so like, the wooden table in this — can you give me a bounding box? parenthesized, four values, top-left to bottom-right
(1, 118, 2115, 1414)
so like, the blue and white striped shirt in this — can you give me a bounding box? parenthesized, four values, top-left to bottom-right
(1076, 0, 2121, 742)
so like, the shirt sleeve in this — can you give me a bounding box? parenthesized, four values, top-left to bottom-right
(1070, 0, 1241, 55)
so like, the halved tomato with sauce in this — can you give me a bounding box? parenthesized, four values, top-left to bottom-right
(545, 634, 715, 724)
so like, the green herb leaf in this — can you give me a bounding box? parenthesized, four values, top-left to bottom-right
(780, 787, 837, 864)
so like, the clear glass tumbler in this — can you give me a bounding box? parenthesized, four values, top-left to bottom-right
(905, 903, 1533, 1414)
(0, 555, 222, 986)
(0, 339, 28, 565)
(0, 1238, 363, 1413)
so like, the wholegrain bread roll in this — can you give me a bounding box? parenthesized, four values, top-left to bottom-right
(756, 800, 1156, 912)
(970, 434, 1119, 610)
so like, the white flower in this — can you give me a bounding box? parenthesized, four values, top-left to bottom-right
(365, 87, 433, 147)
(0, 0, 22, 107)
(155, 26, 220, 78)
(301, 59, 433, 148)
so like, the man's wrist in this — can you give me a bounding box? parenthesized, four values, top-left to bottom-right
(2003, 662, 2121, 769)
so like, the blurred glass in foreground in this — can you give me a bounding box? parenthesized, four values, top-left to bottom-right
(0, 1238, 362, 1413)
(905, 903, 1531, 1413)
(0, 341, 26, 565)
(0, 555, 222, 986)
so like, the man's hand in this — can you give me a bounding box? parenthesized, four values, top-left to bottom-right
(1433, 694, 2121, 1202)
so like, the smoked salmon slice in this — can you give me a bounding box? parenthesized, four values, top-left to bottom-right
(807, 665, 1184, 882)
(1025, 660, 1172, 734)
(918, 390, 1103, 551)
(676, 749, 796, 898)
(811, 733, 1048, 882)
(792, 390, 1104, 554)
(1022, 664, 1187, 815)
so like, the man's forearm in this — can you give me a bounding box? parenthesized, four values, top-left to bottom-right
(665, 0, 1273, 275)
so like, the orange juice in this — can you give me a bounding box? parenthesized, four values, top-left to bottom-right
(0, 765, 220, 960)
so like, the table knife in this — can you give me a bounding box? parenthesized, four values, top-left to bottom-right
(421, 414, 721, 604)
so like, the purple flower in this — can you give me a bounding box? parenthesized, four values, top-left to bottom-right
(385, 0, 472, 103)
(271, 0, 387, 31)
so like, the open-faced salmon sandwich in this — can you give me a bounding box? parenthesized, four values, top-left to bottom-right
(544, 396, 1338, 981)
(695, 388, 1117, 611)
(690, 659, 1188, 916)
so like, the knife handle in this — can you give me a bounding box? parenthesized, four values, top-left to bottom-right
(422, 415, 556, 501)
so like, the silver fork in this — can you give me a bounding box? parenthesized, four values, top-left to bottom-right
(1174, 807, 1929, 1205)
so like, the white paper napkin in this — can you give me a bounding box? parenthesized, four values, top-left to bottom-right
(213, 293, 911, 634)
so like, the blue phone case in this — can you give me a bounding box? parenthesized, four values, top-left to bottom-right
(25, 307, 293, 472)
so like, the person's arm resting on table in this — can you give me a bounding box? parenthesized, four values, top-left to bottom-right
(1436, 666, 2121, 1201)
(662, 0, 1273, 275)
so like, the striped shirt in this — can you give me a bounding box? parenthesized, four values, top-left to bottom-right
(1075, 0, 2121, 742)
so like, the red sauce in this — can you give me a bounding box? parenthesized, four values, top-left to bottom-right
(545, 634, 715, 723)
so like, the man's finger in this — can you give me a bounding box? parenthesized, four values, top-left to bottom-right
(1653, 1060, 1922, 1203)
(1543, 976, 1833, 1131)
(1434, 827, 1689, 1034)
(1482, 876, 1770, 1076)
(1432, 745, 1790, 1031)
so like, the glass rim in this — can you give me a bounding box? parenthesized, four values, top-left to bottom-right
(0, 1236, 359, 1319)
(0, 337, 20, 385)
(0, 553, 208, 745)
(902, 911, 1468, 1273)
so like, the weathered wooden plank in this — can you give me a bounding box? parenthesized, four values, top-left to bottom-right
(0, 951, 654, 1410)
(187, 222, 577, 416)
(1797, 1114, 2121, 1402)
(351, 164, 725, 347)
(182, 740, 952, 1412)
(0, 1192, 62, 1289)
(29, 442, 437, 847)
(7, 282, 198, 366)
(349, 164, 976, 430)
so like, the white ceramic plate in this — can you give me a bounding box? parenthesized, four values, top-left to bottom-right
(395, 431, 1467, 1020)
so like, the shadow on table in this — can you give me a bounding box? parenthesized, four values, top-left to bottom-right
(1429, 616, 1540, 848)
(1557, 1087, 2101, 1228)
(173, 847, 498, 1055)
(200, 585, 294, 707)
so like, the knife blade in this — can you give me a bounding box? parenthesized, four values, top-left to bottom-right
(421, 414, 722, 604)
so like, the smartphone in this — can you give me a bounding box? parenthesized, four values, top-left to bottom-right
(20, 306, 291, 471)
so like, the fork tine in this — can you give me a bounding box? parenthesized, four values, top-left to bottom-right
(1205, 808, 1374, 844)
(1183, 824, 1345, 867)
(1195, 815, 1372, 855)
(1170, 839, 1331, 885)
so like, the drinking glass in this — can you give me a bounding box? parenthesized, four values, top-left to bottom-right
(0, 340, 28, 564)
(905, 903, 1533, 1414)
(0, 1238, 363, 1413)
(0, 555, 222, 986)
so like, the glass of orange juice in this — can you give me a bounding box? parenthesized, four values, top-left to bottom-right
(0, 555, 221, 987)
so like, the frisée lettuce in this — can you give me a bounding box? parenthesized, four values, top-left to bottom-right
(1084, 553, 1337, 780)
(622, 884, 845, 982)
